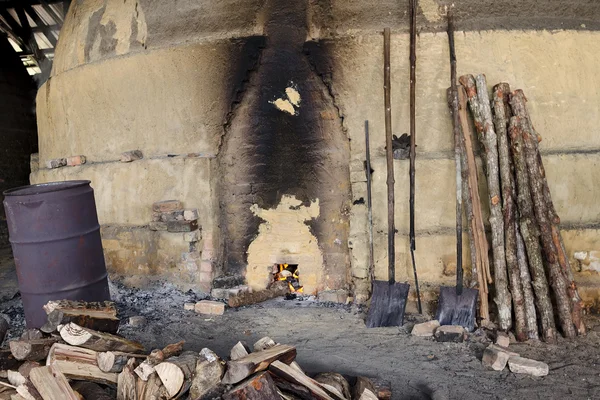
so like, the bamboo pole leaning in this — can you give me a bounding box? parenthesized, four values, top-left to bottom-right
(459, 74, 512, 331)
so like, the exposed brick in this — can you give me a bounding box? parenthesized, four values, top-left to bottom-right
(46, 158, 66, 169)
(434, 325, 466, 342)
(167, 219, 198, 232)
(508, 356, 549, 377)
(201, 249, 215, 261)
(160, 210, 185, 222)
(318, 290, 348, 303)
(182, 252, 201, 262)
(183, 230, 201, 243)
(183, 209, 199, 221)
(149, 221, 167, 231)
(199, 271, 213, 283)
(183, 261, 199, 273)
(194, 300, 225, 315)
(66, 155, 86, 166)
(184, 302, 195, 311)
(350, 170, 367, 183)
(211, 286, 250, 300)
(152, 200, 183, 213)
(411, 320, 440, 337)
(120, 150, 143, 162)
(200, 261, 213, 273)
(482, 345, 510, 371)
(495, 331, 510, 348)
(151, 211, 162, 222)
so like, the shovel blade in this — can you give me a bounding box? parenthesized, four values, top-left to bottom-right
(435, 286, 478, 332)
(366, 280, 410, 328)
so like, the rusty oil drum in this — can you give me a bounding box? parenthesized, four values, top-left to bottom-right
(3, 180, 110, 328)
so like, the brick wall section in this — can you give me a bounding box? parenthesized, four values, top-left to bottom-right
(0, 38, 38, 246)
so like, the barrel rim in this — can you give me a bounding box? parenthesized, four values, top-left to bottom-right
(3, 180, 91, 196)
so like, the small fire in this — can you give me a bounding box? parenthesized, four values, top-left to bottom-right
(274, 263, 304, 294)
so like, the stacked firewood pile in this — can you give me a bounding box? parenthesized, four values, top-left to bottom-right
(0, 300, 391, 400)
(450, 74, 586, 343)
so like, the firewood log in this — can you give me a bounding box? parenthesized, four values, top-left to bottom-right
(229, 342, 249, 361)
(222, 344, 296, 385)
(228, 281, 289, 308)
(460, 74, 511, 331)
(7, 372, 25, 388)
(17, 363, 39, 381)
(189, 348, 224, 400)
(492, 82, 528, 340)
(252, 337, 303, 372)
(134, 341, 184, 382)
(272, 376, 315, 400)
(97, 351, 146, 373)
(314, 373, 350, 400)
(222, 372, 280, 400)
(117, 358, 137, 400)
(15, 381, 42, 400)
(60, 323, 144, 353)
(509, 116, 557, 343)
(19, 331, 43, 341)
(368, 378, 392, 400)
(358, 389, 377, 400)
(270, 361, 342, 400)
(9, 338, 60, 362)
(136, 373, 168, 400)
(70, 382, 113, 400)
(154, 351, 198, 398)
(29, 366, 79, 400)
(42, 301, 119, 334)
(46, 343, 118, 385)
(352, 377, 375, 400)
(515, 225, 539, 340)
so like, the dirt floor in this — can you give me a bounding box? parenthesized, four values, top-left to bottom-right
(1, 250, 599, 399)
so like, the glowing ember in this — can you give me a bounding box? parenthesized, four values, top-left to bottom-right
(274, 264, 303, 294)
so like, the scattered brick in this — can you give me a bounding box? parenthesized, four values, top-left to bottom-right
(183, 230, 201, 243)
(495, 331, 510, 348)
(434, 325, 466, 343)
(195, 300, 224, 315)
(482, 345, 510, 371)
(184, 209, 199, 221)
(487, 344, 519, 358)
(152, 200, 183, 213)
(184, 303, 195, 311)
(120, 150, 143, 162)
(66, 155, 86, 166)
(167, 219, 198, 232)
(411, 320, 440, 337)
(46, 158, 66, 169)
(508, 356, 549, 377)
(211, 286, 250, 300)
(149, 221, 168, 231)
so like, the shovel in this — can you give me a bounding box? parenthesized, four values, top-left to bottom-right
(365, 28, 410, 328)
(435, 13, 478, 332)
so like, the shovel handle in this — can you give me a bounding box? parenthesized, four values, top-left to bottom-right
(383, 28, 395, 284)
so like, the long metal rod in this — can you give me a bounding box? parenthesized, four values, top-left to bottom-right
(447, 12, 463, 295)
(383, 27, 395, 284)
(409, 0, 422, 313)
(365, 120, 375, 283)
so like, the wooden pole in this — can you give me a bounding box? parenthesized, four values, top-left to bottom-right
(460, 74, 512, 331)
(509, 116, 557, 343)
(383, 28, 395, 284)
(365, 121, 375, 284)
(409, 0, 422, 313)
(492, 83, 527, 340)
(515, 223, 539, 340)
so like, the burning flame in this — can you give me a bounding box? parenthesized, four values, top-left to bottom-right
(275, 263, 304, 294)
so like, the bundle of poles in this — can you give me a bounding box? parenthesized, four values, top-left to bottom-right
(447, 14, 585, 343)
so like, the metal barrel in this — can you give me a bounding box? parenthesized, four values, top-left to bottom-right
(3, 180, 110, 328)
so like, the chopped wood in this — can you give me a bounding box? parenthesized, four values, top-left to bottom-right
(136, 373, 168, 400)
(189, 348, 224, 400)
(359, 389, 378, 400)
(134, 361, 156, 382)
(46, 343, 118, 385)
(70, 382, 113, 400)
(0, 316, 8, 345)
(7, 372, 25, 388)
(222, 344, 297, 385)
(15, 381, 41, 400)
(60, 323, 144, 353)
(460, 73, 511, 331)
(228, 281, 289, 308)
(42, 310, 120, 335)
(314, 373, 350, 400)
(29, 366, 79, 400)
(229, 342, 250, 361)
(154, 351, 198, 398)
(97, 352, 130, 373)
(509, 116, 557, 343)
(9, 338, 60, 362)
(116, 358, 137, 400)
(17, 362, 40, 380)
(352, 377, 375, 400)
(492, 82, 528, 341)
(253, 337, 276, 352)
(270, 360, 338, 400)
(457, 84, 491, 320)
(222, 371, 280, 400)
(272, 376, 314, 400)
(19, 331, 43, 342)
(0, 350, 21, 371)
(43, 300, 117, 317)
(135, 341, 184, 382)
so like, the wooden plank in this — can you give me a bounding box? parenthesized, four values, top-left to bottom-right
(29, 366, 78, 400)
(46, 343, 118, 385)
(222, 345, 296, 385)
